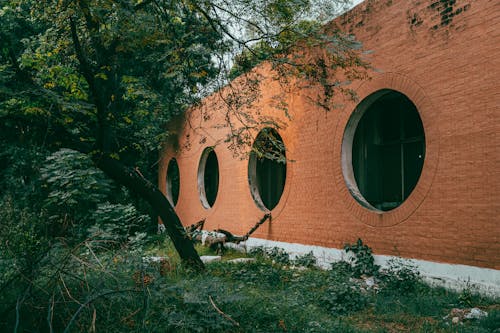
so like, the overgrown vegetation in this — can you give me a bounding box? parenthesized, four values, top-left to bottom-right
(2, 233, 498, 332)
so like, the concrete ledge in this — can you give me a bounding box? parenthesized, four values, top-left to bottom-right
(243, 237, 500, 297)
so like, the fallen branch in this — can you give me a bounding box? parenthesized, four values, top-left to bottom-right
(215, 229, 247, 243)
(215, 213, 271, 243)
(185, 219, 205, 234)
(187, 214, 272, 253)
(209, 295, 239, 327)
(243, 213, 272, 239)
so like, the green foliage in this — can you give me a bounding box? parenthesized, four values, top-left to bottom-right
(87, 203, 149, 245)
(249, 246, 290, 264)
(457, 280, 484, 308)
(344, 238, 380, 277)
(379, 258, 421, 294)
(40, 149, 114, 229)
(1, 236, 498, 332)
(0, 145, 51, 295)
(294, 251, 317, 268)
(0, 198, 45, 257)
(0, 198, 50, 295)
(266, 246, 291, 265)
(0, 144, 48, 202)
(330, 259, 355, 276)
(475, 309, 500, 331)
(319, 280, 368, 315)
(41, 149, 113, 206)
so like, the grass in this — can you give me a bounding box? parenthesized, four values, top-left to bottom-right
(133, 238, 499, 332)
(2, 236, 499, 332)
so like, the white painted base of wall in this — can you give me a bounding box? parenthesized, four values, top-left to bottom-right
(240, 237, 500, 297)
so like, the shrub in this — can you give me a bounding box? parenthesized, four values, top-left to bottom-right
(267, 247, 291, 265)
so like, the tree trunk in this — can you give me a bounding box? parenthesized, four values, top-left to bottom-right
(68, 11, 203, 270)
(92, 153, 204, 271)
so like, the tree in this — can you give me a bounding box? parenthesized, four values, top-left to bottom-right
(0, 0, 367, 270)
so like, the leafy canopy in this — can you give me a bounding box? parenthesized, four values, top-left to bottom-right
(1, 0, 363, 163)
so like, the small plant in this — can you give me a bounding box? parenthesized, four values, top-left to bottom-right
(248, 246, 266, 258)
(293, 251, 317, 268)
(380, 258, 421, 294)
(318, 281, 367, 315)
(267, 247, 291, 265)
(458, 279, 476, 307)
(344, 238, 379, 277)
(330, 260, 355, 280)
(248, 246, 290, 265)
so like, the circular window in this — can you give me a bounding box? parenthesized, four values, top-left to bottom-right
(198, 148, 219, 209)
(166, 158, 180, 207)
(342, 90, 425, 212)
(248, 128, 287, 211)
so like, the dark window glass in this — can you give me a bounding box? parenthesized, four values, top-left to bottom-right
(249, 128, 286, 210)
(166, 158, 180, 206)
(204, 150, 219, 207)
(352, 91, 425, 211)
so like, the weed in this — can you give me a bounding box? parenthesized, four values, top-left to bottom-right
(267, 247, 291, 265)
(380, 258, 421, 294)
(293, 251, 317, 268)
(330, 260, 355, 277)
(458, 280, 477, 308)
(344, 238, 380, 277)
(318, 280, 368, 315)
(248, 246, 290, 265)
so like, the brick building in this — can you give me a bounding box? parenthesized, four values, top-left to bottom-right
(159, 0, 499, 293)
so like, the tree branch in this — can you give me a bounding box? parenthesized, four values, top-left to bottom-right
(69, 16, 96, 95)
(209, 295, 240, 327)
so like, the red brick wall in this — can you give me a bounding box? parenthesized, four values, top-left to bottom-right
(159, 0, 500, 269)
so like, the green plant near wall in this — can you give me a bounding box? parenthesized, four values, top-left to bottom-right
(379, 258, 421, 294)
(344, 238, 380, 277)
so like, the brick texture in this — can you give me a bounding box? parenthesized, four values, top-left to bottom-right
(159, 0, 500, 269)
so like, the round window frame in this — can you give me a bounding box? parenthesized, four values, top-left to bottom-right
(197, 147, 220, 209)
(342, 89, 425, 212)
(248, 128, 288, 212)
(165, 158, 180, 207)
(334, 74, 439, 227)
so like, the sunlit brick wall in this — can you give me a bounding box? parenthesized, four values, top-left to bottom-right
(159, 0, 500, 269)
